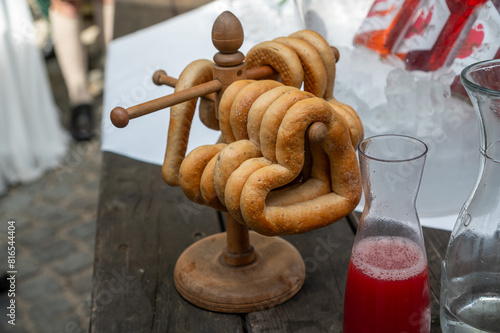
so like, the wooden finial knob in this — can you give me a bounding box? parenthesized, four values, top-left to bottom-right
(212, 11, 244, 54)
(110, 107, 129, 128)
(153, 70, 167, 85)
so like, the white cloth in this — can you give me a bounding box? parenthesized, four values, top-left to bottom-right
(0, 0, 68, 194)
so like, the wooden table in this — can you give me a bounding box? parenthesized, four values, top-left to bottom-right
(90, 1, 451, 331)
(90, 153, 451, 332)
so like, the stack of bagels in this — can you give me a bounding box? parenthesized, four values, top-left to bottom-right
(162, 30, 363, 236)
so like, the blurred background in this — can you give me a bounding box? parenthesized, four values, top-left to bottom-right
(0, 0, 107, 331)
(0, 0, 209, 332)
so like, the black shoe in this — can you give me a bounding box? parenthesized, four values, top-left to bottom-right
(71, 104, 94, 141)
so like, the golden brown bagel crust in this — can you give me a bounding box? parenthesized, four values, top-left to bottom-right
(179, 143, 226, 207)
(230, 80, 282, 141)
(218, 79, 253, 143)
(200, 151, 227, 212)
(224, 157, 273, 224)
(259, 89, 314, 163)
(274, 36, 327, 97)
(245, 41, 304, 88)
(199, 98, 219, 130)
(240, 97, 361, 235)
(162, 59, 214, 186)
(213, 140, 262, 207)
(289, 30, 337, 100)
(247, 85, 296, 149)
(328, 99, 364, 148)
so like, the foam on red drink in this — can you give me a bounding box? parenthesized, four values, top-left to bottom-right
(343, 236, 431, 333)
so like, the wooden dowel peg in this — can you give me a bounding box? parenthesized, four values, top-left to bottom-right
(155, 66, 278, 87)
(153, 70, 217, 103)
(111, 79, 223, 128)
(308, 122, 328, 143)
(246, 65, 277, 80)
(153, 70, 178, 87)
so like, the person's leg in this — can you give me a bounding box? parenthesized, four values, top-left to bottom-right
(93, 0, 115, 46)
(50, 0, 94, 141)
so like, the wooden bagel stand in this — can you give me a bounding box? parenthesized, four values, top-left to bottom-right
(109, 11, 335, 313)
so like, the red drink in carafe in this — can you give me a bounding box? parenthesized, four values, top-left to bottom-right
(343, 236, 431, 333)
(396, 0, 487, 71)
(354, 0, 422, 56)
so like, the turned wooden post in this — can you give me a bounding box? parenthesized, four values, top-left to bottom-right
(211, 11, 255, 267)
(110, 11, 307, 313)
(164, 11, 306, 314)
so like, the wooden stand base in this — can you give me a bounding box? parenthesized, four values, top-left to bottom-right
(174, 231, 306, 313)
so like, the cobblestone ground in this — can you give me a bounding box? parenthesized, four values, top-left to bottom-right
(0, 138, 101, 333)
(0, 27, 103, 333)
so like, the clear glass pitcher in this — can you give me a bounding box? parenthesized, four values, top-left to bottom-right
(343, 134, 431, 333)
(440, 59, 500, 332)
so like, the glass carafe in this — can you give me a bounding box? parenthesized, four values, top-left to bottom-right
(440, 59, 500, 332)
(343, 134, 431, 333)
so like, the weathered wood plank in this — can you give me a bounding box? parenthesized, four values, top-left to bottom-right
(423, 226, 451, 332)
(90, 152, 243, 332)
(91, 152, 451, 332)
(151, 200, 245, 331)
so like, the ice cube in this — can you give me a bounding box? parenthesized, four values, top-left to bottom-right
(385, 69, 417, 128)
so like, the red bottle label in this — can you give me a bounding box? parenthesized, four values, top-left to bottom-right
(394, 0, 450, 54)
(357, 0, 407, 34)
(452, 1, 500, 72)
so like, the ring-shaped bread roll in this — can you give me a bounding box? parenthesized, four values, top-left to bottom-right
(273, 36, 327, 97)
(230, 80, 283, 141)
(247, 86, 297, 149)
(288, 30, 364, 147)
(328, 99, 364, 148)
(213, 140, 262, 207)
(218, 79, 253, 143)
(245, 41, 304, 88)
(199, 98, 219, 130)
(162, 59, 214, 186)
(289, 30, 337, 100)
(259, 89, 315, 162)
(159, 30, 363, 235)
(200, 150, 227, 212)
(179, 143, 227, 210)
(224, 157, 273, 224)
(240, 98, 361, 235)
(265, 138, 331, 207)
